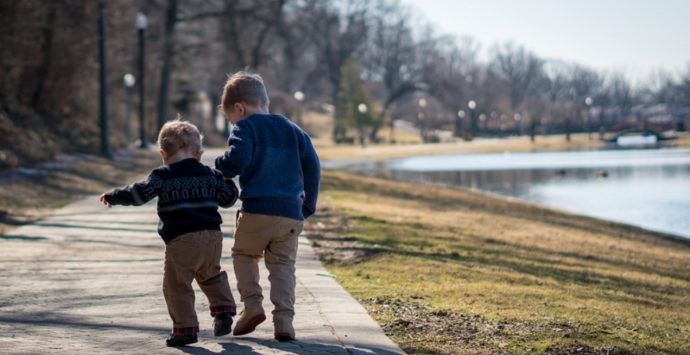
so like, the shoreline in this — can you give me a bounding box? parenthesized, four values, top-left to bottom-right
(319, 140, 690, 246)
(323, 166, 690, 246)
(329, 168, 690, 245)
(310, 169, 690, 353)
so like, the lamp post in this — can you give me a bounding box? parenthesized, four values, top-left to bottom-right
(123, 73, 136, 143)
(585, 96, 593, 140)
(357, 103, 367, 147)
(136, 12, 148, 148)
(468, 100, 477, 137)
(293, 90, 304, 126)
(98, 0, 112, 158)
(418, 98, 428, 142)
(456, 110, 465, 139)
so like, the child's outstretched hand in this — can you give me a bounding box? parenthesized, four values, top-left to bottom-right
(99, 193, 112, 208)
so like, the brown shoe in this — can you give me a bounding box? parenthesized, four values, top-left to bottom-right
(232, 308, 266, 336)
(274, 317, 295, 342)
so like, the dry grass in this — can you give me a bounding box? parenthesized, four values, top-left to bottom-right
(314, 134, 606, 162)
(307, 170, 690, 354)
(0, 149, 160, 235)
(673, 133, 690, 147)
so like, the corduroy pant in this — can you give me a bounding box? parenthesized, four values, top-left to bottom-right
(163, 230, 236, 334)
(231, 211, 303, 323)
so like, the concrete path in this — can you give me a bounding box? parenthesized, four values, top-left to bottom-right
(0, 183, 403, 353)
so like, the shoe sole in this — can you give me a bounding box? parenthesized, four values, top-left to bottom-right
(232, 314, 266, 336)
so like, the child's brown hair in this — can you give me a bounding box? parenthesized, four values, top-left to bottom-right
(220, 71, 270, 115)
(157, 119, 203, 157)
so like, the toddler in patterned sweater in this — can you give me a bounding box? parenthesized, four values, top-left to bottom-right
(100, 120, 238, 347)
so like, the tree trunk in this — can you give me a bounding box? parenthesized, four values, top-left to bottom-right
(31, 4, 57, 109)
(156, 0, 178, 131)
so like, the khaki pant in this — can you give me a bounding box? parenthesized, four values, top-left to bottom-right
(163, 230, 236, 333)
(232, 212, 303, 322)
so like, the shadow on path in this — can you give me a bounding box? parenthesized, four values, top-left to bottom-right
(0, 234, 48, 241)
(0, 315, 167, 334)
(175, 337, 402, 355)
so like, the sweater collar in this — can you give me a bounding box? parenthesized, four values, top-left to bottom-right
(168, 158, 201, 168)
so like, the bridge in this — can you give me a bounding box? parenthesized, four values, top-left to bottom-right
(604, 128, 676, 147)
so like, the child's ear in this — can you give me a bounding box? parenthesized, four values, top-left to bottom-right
(234, 102, 245, 115)
(159, 149, 168, 160)
(196, 150, 203, 160)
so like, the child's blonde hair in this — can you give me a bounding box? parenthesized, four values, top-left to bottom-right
(157, 119, 203, 156)
(220, 71, 270, 115)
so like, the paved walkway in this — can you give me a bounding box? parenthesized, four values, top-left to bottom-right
(0, 183, 403, 353)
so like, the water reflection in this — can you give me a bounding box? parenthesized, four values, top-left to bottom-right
(346, 149, 690, 239)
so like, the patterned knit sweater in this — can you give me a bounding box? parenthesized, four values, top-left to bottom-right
(104, 158, 238, 243)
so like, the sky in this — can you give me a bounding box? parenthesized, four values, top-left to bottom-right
(403, 0, 690, 83)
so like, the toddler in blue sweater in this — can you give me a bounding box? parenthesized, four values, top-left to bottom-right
(215, 71, 320, 341)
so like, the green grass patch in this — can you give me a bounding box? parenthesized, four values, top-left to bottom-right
(308, 170, 690, 354)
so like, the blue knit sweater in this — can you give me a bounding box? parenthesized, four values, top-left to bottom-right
(215, 113, 320, 220)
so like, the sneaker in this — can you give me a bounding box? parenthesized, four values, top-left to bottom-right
(232, 308, 266, 336)
(165, 333, 198, 347)
(213, 312, 233, 337)
(274, 317, 295, 342)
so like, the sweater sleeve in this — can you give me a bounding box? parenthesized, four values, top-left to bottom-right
(104, 171, 162, 206)
(215, 122, 254, 178)
(300, 134, 321, 219)
(214, 169, 239, 208)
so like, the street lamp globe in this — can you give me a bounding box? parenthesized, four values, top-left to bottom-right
(585, 97, 593, 106)
(468, 100, 476, 110)
(457, 110, 466, 119)
(357, 103, 368, 114)
(418, 98, 427, 108)
(123, 73, 136, 88)
(294, 90, 304, 102)
(136, 12, 148, 30)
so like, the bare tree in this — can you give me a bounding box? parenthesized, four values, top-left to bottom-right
(361, 1, 421, 141)
(607, 72, 635, 126)
(304, 0, 369, 106)
(489, 42, 544, 112)
(422, 36, 480, 138)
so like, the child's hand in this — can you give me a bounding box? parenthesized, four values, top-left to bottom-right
(99, 193, 112, 208)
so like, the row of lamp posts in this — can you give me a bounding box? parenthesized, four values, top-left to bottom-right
(412, 96, 598, 140)
(99, 3, 597, 155)
(412, 98, 479, 141)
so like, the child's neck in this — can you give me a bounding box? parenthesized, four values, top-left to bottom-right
(164, 151, 198, 165)
(238, 106, 269, 122)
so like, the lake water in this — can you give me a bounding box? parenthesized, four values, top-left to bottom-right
(342, 149, 690, 239)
